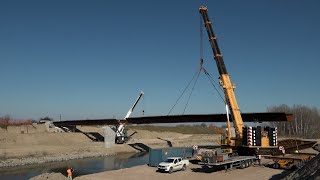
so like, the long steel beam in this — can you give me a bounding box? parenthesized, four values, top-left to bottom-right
(53, 112, 292, 126)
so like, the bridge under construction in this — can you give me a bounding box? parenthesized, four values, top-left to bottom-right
(53, 112, 292, 126)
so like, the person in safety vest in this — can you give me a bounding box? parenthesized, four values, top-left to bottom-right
(255, 150, 261, 165)
(67, 166, 74, 180)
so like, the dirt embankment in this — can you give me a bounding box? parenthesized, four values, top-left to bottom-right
(0, 125, 220, 168)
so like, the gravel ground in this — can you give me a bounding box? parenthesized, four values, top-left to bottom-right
(73, 162, 285, 180)
(23, 158, 287, 180)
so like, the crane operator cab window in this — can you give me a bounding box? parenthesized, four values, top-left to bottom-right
(218, 76, 223, 86)
(226, 127, 236, 138)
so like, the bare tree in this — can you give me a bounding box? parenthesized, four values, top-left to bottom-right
(268, 104, 320, 138)
(0, 115, 10, 130)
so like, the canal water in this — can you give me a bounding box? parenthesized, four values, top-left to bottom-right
(0, 152, 149, 180)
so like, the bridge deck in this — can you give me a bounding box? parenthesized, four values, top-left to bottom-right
(53, 112, 292, 126)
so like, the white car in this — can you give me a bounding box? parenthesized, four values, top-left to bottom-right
(157, 157, 189, 174)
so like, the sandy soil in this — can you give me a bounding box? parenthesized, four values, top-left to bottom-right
(28, 158, 285, 180)
(74, 160, 285, 180)
(28, 160, 284, 180)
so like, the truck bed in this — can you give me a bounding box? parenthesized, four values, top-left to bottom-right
(199, 156, 256, 166)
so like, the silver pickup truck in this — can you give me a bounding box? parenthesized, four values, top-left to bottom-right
(157, 157, 189, 174)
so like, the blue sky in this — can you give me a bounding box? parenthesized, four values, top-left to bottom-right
(1, 0, 319, 120)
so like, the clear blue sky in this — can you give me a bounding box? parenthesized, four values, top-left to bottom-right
(1, 0, 319, 120)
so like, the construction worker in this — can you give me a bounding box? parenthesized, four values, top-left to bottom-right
(258, 154, 261, 165)
(67, 166, 74, 180)
(282, 148, 286, 157)
(255, 150, 261, 165)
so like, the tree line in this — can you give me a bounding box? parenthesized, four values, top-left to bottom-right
(0, 115, 33, 129)
(268, 104, 320, 138)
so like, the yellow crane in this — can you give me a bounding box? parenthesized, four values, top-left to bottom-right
(199, 6, 277, 151)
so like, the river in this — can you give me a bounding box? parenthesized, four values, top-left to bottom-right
(0, 152, 149, 180)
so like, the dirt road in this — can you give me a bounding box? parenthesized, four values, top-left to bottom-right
(74, 163, 286, 180)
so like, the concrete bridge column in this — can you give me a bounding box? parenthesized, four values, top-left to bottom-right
(102, 126, 116, 148)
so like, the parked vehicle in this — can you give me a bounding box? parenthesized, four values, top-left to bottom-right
(157, 157, 189, 174)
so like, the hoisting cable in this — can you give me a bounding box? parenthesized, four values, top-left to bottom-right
(142, 93, 145, 116)
(167, 70, 200, 115)
(168, 13, 228, 115)
(179, 14, 205, 115)
(182, 63, 201, 115)
(200, 14, 204, 61)
(202, 67, 226, 104)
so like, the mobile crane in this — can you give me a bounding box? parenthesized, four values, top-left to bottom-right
(115, 91, 144, 144)
(199, 6, 277, 152)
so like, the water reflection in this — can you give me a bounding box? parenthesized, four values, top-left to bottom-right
(0, 152, 148, 180)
